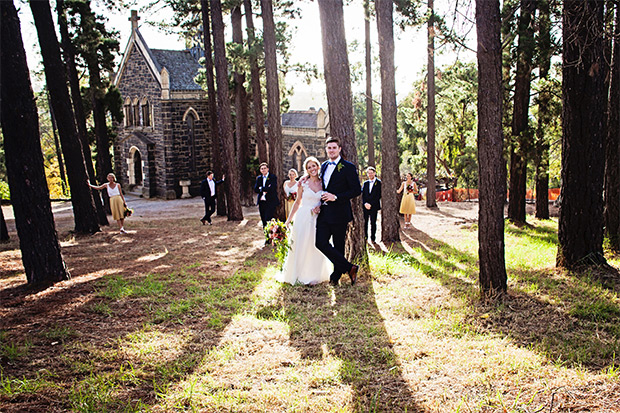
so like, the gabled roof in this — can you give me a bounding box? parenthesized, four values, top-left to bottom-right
(115, 28, 202, 91)
(281, 110, 320, 129)
(150, 49, 202, 91)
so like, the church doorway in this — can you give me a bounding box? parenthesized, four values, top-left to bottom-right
(128, 146, 143, 188)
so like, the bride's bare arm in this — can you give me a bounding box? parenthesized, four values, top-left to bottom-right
(285, 183, 304, 226)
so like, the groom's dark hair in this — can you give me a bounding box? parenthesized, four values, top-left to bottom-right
(325, 136, 341, 147)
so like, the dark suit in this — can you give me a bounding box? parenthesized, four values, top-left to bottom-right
(254, 173, 279, 227)
(316, 158, 362, 283)
(362, 179, 381, 241)
(200, 177, 224, 223)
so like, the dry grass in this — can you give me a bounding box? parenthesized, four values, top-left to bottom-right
(1, 202, 619, 412)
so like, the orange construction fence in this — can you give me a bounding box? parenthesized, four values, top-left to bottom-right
(431, 188, 560, 202)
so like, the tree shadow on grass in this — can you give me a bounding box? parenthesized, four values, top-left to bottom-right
(385, 226, 620, 372)
(258, 280, 422, 412)
(0, 219, 272, 412)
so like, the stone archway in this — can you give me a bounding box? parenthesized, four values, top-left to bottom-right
(287, 141, 308, 173)
(128, 146, 143, 187)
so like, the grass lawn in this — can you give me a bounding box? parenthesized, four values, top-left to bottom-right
(1, 212, 619, 412)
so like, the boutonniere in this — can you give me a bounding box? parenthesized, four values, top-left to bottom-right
(337, 163, 344, 172)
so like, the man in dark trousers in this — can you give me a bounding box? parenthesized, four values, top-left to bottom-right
(362, 166, 381, 243)
(200, 171, 224, 225)
(254, 162, 279, 232)
(315, 136, 362, 286)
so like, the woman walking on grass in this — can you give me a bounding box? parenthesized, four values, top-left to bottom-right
(88, 173, 128, 234)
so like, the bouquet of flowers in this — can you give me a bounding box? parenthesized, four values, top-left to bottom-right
(264, 219, 290, 268)
(286, 192, 297, 202)
(406, 184, 416, 194)
(124, 206, 133, 217)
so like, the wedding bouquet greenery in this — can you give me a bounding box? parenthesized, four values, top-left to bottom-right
(264, 219, 290, 268)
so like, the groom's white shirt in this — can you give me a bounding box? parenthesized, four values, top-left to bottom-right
(323, 156, 341, 188)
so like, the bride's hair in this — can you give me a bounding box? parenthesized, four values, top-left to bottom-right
(302, 156, 321, 177)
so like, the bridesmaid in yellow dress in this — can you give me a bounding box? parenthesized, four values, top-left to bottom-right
(283, 168, 299, 218)
(396, 173, 418, 228)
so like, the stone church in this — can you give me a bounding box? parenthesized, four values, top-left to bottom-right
(114, 11, 329, 199)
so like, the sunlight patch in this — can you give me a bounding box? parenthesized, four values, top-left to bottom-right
(121, 328, 191, 361)
(135, 248, 168, 262)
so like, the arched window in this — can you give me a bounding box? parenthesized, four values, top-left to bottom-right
(124, 97, 132, 126)
(288, 141, 308, 173)
(132, 98, 140, 126)
(141, 98, 150, 127)
(186, 112, 196, 171)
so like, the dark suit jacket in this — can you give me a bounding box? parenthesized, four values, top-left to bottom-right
(319, 159, 362, 224)
(254, 173, 279, 206)
(362, 179, 381, 211)
(200, 178, 224, 201)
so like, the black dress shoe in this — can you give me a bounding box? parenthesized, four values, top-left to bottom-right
(329, 279, 339, 286)
(349, 264, 359, 285)
(200, 219, 206, 225)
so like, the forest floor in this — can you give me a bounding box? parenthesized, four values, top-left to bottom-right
(2, 197, 619, 412)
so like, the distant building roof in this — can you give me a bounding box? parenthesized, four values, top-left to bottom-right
(281, 110, 319, 129)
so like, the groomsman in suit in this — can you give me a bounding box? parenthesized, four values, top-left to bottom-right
(362, 166, 381, 242)
(254, 162, 279, 230)
(200, 171, 225, 225)
(316, 137, 362, 286)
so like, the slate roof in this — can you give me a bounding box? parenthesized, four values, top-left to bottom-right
(281, 111, 318, 128)
(134, 29, 202, 91)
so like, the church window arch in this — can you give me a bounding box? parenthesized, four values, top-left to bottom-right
(141, 97, 151, 127)
(287, 141, 308, 173)
(124, 97, 133, 126)
(184, 107, 198, 171)
(132, 97, 140, 126)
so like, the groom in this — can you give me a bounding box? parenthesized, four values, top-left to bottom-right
(315, 136, 362, 286)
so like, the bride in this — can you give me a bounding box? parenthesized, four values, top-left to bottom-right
(276, 157, 333, 285)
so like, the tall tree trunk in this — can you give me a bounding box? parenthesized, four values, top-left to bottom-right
(57, 0, 108, 225)
(232, 6, 253, 207)
(260, 0, 285, 221)
(210, 0, 243, 221)
(376, 0, 400, 243)
(604, 4, 620, 250)
(364, 0, 375, 167)
(200, 0, 227, 216)
(535, 0, 551, 219)
(557, 0, 607, 269)
(1, 0, 70, 285)
(426, 0, 437, 208)
(244, 0, 268, 164)
(476, 0, 507, 297)
(508, 0, 537, 224)
(47, 92, 68, 196)
(30, 0, 100, 235)
(318, 0, 367, 264)
(0, 206, 9, 242)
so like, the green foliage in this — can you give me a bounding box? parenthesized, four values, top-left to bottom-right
(0, 181, 9, 201)
(353, 94, 382, 169)
(398, 61, 478, 184)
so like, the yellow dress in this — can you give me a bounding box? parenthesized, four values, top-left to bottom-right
(284, 181, 298, 218)
(399, 183, 417, 214)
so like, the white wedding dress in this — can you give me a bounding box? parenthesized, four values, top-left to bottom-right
(275, 181, 333, 285)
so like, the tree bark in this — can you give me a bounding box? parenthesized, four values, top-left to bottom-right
(507, 0, 537, 224)
(376, 0, 400, 243)
(426, 0, 437, 208)
(57, 0, 108, 225)
(210, 0, 244, 221)
(476, 0, 507, 297)
(364, 0, 375, 167)
(244, 0, 268, 164)
(200, 0, 227, 216)
(535, 0, 551, 220)
(30, 0, 100, 235)
(318, 0, 367, 264)
(232, 6, 253, 207)
(261, 0, 285, 221)
(557, 0, 607, 269)
(604, 4, 620, 250)
(1, 0, 70, 285)
(0, 206, 9, 242)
